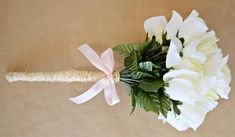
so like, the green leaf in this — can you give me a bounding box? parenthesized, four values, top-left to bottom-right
(113, 42, 150, 58)
(152, 70, 160, 77)
(130, 90, 136, 115)
(126, 84, 132, 96)
(152, 63, 161, 69)
(126, 85, 137, 115)
(130, 61, 160, 79)
(139, 61, 153, 71)
(158, 90, 171, 117)
(124, 51, 138, 68)
(113, 44, 134, 57)
(138, 79, 164, 92)
(162, 32, 170, 46)
(130, 87, 174, 117)
(172, 100, 182, 115)
(141, 36, 157, 59)
(136, 89, 160, 114)
(131, 71, 155, 79)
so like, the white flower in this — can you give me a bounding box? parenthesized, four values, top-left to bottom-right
(144, 10, 231, 131)
(144, 10, 208, 44)
(144, 16, 167, 43)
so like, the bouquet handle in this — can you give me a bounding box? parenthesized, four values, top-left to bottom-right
(5, 70, 120, 83)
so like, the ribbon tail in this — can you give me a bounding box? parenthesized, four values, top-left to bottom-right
(104, 78, 120, 106)
(101, 48, 114, 73)
(70, 78, 106, 104)
(79, 44, 110, 74)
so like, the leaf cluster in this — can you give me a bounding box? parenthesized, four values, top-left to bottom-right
(113, 34, 182, 117)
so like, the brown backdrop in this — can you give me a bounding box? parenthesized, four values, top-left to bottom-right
(1, 0, 235, 137)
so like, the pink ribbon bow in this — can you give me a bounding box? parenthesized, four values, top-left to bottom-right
(70, 44, 120, 106)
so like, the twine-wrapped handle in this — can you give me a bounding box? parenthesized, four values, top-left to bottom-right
(5, 70, 120, 83)
(5, 44, 121, 105)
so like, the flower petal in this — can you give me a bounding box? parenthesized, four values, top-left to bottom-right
(163, 69, 199, 82)
(206, 90, 220, 100)
(199, 76, 216, 95)
(158, 111, 189, 131)
(144, 16, 167, 42)
(158, 97, 217, 131)
(183, 40, 206, 64)
(188, 10, 199, 18)
(171, 37, 183, 52)
(205, 54, 229, 75)
(213, 79, 231, 99)
(178, 12, 208, 44)
(165, 78, 198, 105)
(166, 40, 181, 68)
(221, 65, 232, 83)
(177, 99, 217, 131)
(187, 10, 206, 25)
(165, 10, 183, 39)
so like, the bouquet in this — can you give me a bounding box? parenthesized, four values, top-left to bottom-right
(6, 10, 231, 131)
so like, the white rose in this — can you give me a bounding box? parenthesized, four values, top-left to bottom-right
(144, 10, 231, 131)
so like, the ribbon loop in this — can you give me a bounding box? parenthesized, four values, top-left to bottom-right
(70, 44, 120, 106)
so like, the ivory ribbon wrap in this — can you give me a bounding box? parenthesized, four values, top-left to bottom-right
(5, 44, 120, 106)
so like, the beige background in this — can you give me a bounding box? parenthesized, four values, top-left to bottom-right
(0, 0, 235, 137)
